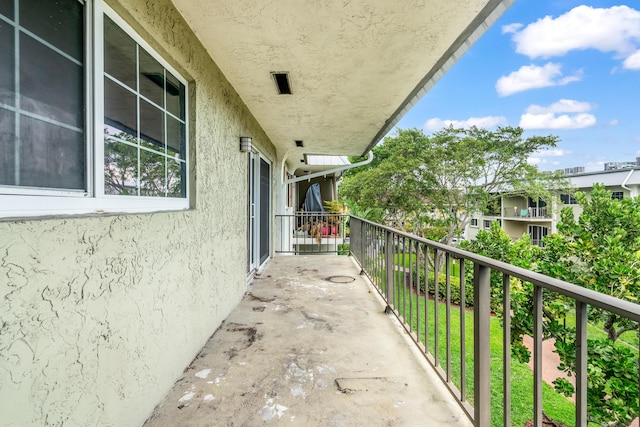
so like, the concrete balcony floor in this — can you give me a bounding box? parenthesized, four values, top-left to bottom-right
(144, 255, 471, 426)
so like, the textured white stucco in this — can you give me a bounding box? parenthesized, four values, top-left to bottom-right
(0, 0, 275, 425)
(171, 0, 512, 164)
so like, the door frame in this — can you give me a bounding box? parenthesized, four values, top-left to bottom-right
(247, 149, 271, 275)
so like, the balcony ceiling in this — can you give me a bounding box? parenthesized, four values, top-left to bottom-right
(171, 0, 513, 173)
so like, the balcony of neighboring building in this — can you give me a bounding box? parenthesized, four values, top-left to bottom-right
(502, 196, 552, 221)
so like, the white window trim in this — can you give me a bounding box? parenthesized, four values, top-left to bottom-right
(0, 0, 189, 218)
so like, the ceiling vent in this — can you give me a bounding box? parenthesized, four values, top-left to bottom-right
(271, 72, 292, 95)
(295, 140, 304, 147)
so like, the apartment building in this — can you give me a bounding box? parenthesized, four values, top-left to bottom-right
(467, 165, 640, 246)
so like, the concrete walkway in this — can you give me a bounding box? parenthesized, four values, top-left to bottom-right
(144, 256, 471, 426)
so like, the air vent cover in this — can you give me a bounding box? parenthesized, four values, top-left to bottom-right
(271, 72, 292, 95)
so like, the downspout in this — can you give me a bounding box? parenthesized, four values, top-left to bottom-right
(621, 169, 634, 192)
(284, 151, 374, 185)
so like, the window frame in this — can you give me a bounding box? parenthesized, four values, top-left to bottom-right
(483, 219, 491, 230)
(0, 0, 189, 218)
(560, 193, 577, 205)
(470, 218, 478, 227)
(611, 191, 624, 201)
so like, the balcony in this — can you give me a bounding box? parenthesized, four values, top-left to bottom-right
(276, 212, 348, 255)
(146, 216, 639, 427)
(144, 254, 471, 426)
(503, 206, 551, 220)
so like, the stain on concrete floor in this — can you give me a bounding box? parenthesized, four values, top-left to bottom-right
(143, 256, 471, 427)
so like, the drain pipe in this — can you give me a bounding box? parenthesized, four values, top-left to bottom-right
(284, 151, 374, 185)
(621, 168, 634, 192)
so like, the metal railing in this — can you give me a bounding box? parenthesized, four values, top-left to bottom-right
(348, 216, 640, 427)
(504, 207, 550, 218)
(275, 212, 348, 254)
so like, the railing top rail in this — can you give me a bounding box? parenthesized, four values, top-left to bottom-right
(351, 215, 640, 322)
(276, 212, 347, 216)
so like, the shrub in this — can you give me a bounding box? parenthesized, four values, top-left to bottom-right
(399, 267, 474, 307)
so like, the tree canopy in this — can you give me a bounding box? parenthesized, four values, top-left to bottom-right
(464, 184, 640, 426)
(340, 126, 568, 243)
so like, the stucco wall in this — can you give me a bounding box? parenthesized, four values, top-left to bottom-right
(503, 220, 527, 240)
(0, 1, 275, 426)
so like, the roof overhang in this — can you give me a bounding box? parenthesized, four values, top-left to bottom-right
(171, 0, 514, 173)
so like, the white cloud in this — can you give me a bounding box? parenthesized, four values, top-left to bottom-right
(623, 49, 640, 70)
(528, 157, 542, 165)
(528, 149, 570, 166)
(501, 23, 523, 34)
(509, 5, 640, 67)
(535, 149, 571, 158)
(609, 119, 619, 126)
(424, 116, 507, 131)
(520, 99, 597, 130)
(495, 63, 581, 96)
(520, 113, 596, 130)
(525, 99, 593, 114)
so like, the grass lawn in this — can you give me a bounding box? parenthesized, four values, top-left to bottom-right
(394, 253, 461, 278)
(386, 283, 577, 426)
(372, 255, 637, 426)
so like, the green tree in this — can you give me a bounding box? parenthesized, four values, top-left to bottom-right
(538, 184, 639, 426)
(465, 185, 640, 426)
(461, 221, 542, 316)
(340, 126, 567, 244)
(340, 128, 432, 229)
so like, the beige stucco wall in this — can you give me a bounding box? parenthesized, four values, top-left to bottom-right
(0, 1, 276, 426)
(466, 221, 481, 241)
(503, 220, 527, 240)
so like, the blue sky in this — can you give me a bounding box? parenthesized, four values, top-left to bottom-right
(396, 1, 640, 172)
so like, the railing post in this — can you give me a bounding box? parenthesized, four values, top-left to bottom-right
(359, 217, 365, 265)
(459, 258, 467, 402)
(502, 274, 511, 427)
(434, 250, 440, 364)
(533, 285, 543, 427)
(385, 229, 394, 306)
(575, 301, 587, 427)
(474, 263, 491, 427)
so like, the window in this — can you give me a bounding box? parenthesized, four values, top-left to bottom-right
(0, 0, 85, 191)
(483, 220, 491, 229)
(560, 193, 577, 205)
(611, 191, 624, 201)
(470, 218, 478, 227)
(0, 1, 188, 217)
(103, 16, 186, 198)
(528, 225, 548, 248)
